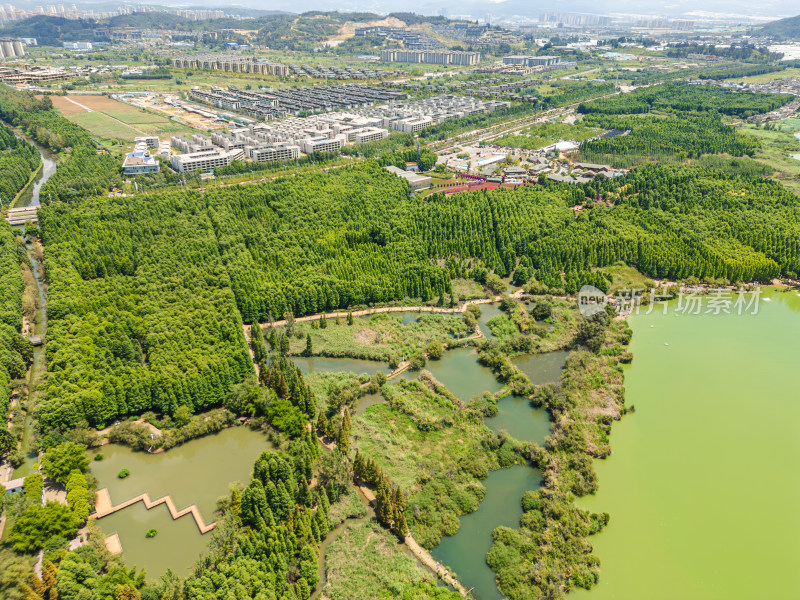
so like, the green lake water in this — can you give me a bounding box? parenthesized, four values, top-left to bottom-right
(92, 426, 273, 578)
(400, 347, 505, 400)
(577, 289, 800, 600)
(292, 356, 391, 377)
(432, 466, 543, 600)
(97, 502, 205, 577)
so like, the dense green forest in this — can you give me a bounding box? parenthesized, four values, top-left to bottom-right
(0, 223, 28, 425)
(577, 81, 793, 118)
(580, 113, 760, 165)
(574, 82, 793, 166)
(37, 158, 800, 431)
(0, 87, 92, 151)
(39, 192, 253, 432)
(0, 86, 121, 199)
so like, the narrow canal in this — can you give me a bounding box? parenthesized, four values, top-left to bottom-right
(11, 139, 55, 479)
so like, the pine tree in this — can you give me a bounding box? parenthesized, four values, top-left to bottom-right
(302, 334, 312, 357)
(353, 450, 365, 481)
(319, 315, 327, 329)
(337, 408, 351, 454)
(316, 411, 328, 437)
(347, 311, 354, 326)
(396, 512, 409, 538)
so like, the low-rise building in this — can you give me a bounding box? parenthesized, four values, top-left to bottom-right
(503, 55, 561, 67)
(134, 135, 159, 148)
(122, 150, 160, 175)
(384, 165, 432, 190)
(301, 136, 346, 154)
(380, 49, 480, 66)
(248, 143, 301, 163)
(170, 148, 244, 173)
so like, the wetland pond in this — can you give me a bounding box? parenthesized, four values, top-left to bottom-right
(92, 426, 273, 577)
(295, 344, 565, 600)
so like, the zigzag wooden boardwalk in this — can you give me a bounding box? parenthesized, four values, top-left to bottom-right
(93, 488, 216, 534)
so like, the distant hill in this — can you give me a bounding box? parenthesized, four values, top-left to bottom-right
(760, 14, 800, 39)
(0, 15, 97, 45)
(106, 13, 192, 30)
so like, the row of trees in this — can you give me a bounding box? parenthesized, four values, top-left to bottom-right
(0, 122, 41, 204)
(0, 222, 29, 425)
(0, 86, 92, 151)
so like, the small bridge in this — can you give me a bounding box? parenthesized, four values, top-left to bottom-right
(93, 488, 216, 534)
(6, 206, 38, 226)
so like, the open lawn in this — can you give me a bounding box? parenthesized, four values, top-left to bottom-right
(286, 312, 473, 362)
(492, 121, 603, 151)
(68, 111, 143, 141)
(726, 67, 800, 84)
(738, 122, 800, 194)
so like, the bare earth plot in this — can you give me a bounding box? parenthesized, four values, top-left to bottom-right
(50, 94, 191, 141)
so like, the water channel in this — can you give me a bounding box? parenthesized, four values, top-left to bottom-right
(92, 426, 274, 577)
(576, 289, 800, 600)
(10, 138, 56, 478)
(432, 466, 543, 600)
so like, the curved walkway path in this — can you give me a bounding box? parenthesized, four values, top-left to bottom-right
(93, 488, 216, 534)
(354, 482, 469, 597)
(247, 290, 525, 332)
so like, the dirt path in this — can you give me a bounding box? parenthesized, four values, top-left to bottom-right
(404, 534, 470, 596)
(63, 96, 93, 112)
(249, 290, 525, 331)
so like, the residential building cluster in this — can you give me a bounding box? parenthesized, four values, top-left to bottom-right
(379, 49, 481, 66)
(431, 23, 521, 47)
(502, 55, 562, 67)
(171, 55, 290, 77)
(355, 26, 444, 50)
(0, 64, 71, 84)
(287, 63, 404, 80)
(189, 84, 404, 120)
(314, 95, 510, 135)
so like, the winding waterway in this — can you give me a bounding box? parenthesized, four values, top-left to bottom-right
(10, 138, 55, 478)
(577, 289, 800, 600)
(432, 466, 543, 600)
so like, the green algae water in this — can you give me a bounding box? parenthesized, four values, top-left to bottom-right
(577, 289, 800, 600)
(432, 466, 542, 600)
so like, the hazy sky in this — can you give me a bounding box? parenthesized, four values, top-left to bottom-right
(211, 0, 796, 20)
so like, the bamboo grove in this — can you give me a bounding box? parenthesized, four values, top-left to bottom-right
(34, 154, 800, 432)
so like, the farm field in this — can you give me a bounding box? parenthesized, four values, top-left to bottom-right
(50, 94, 194, 141)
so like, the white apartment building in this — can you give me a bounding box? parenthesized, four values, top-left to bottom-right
(249, 143, 301, 162)
(170, 148, 244, 173)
